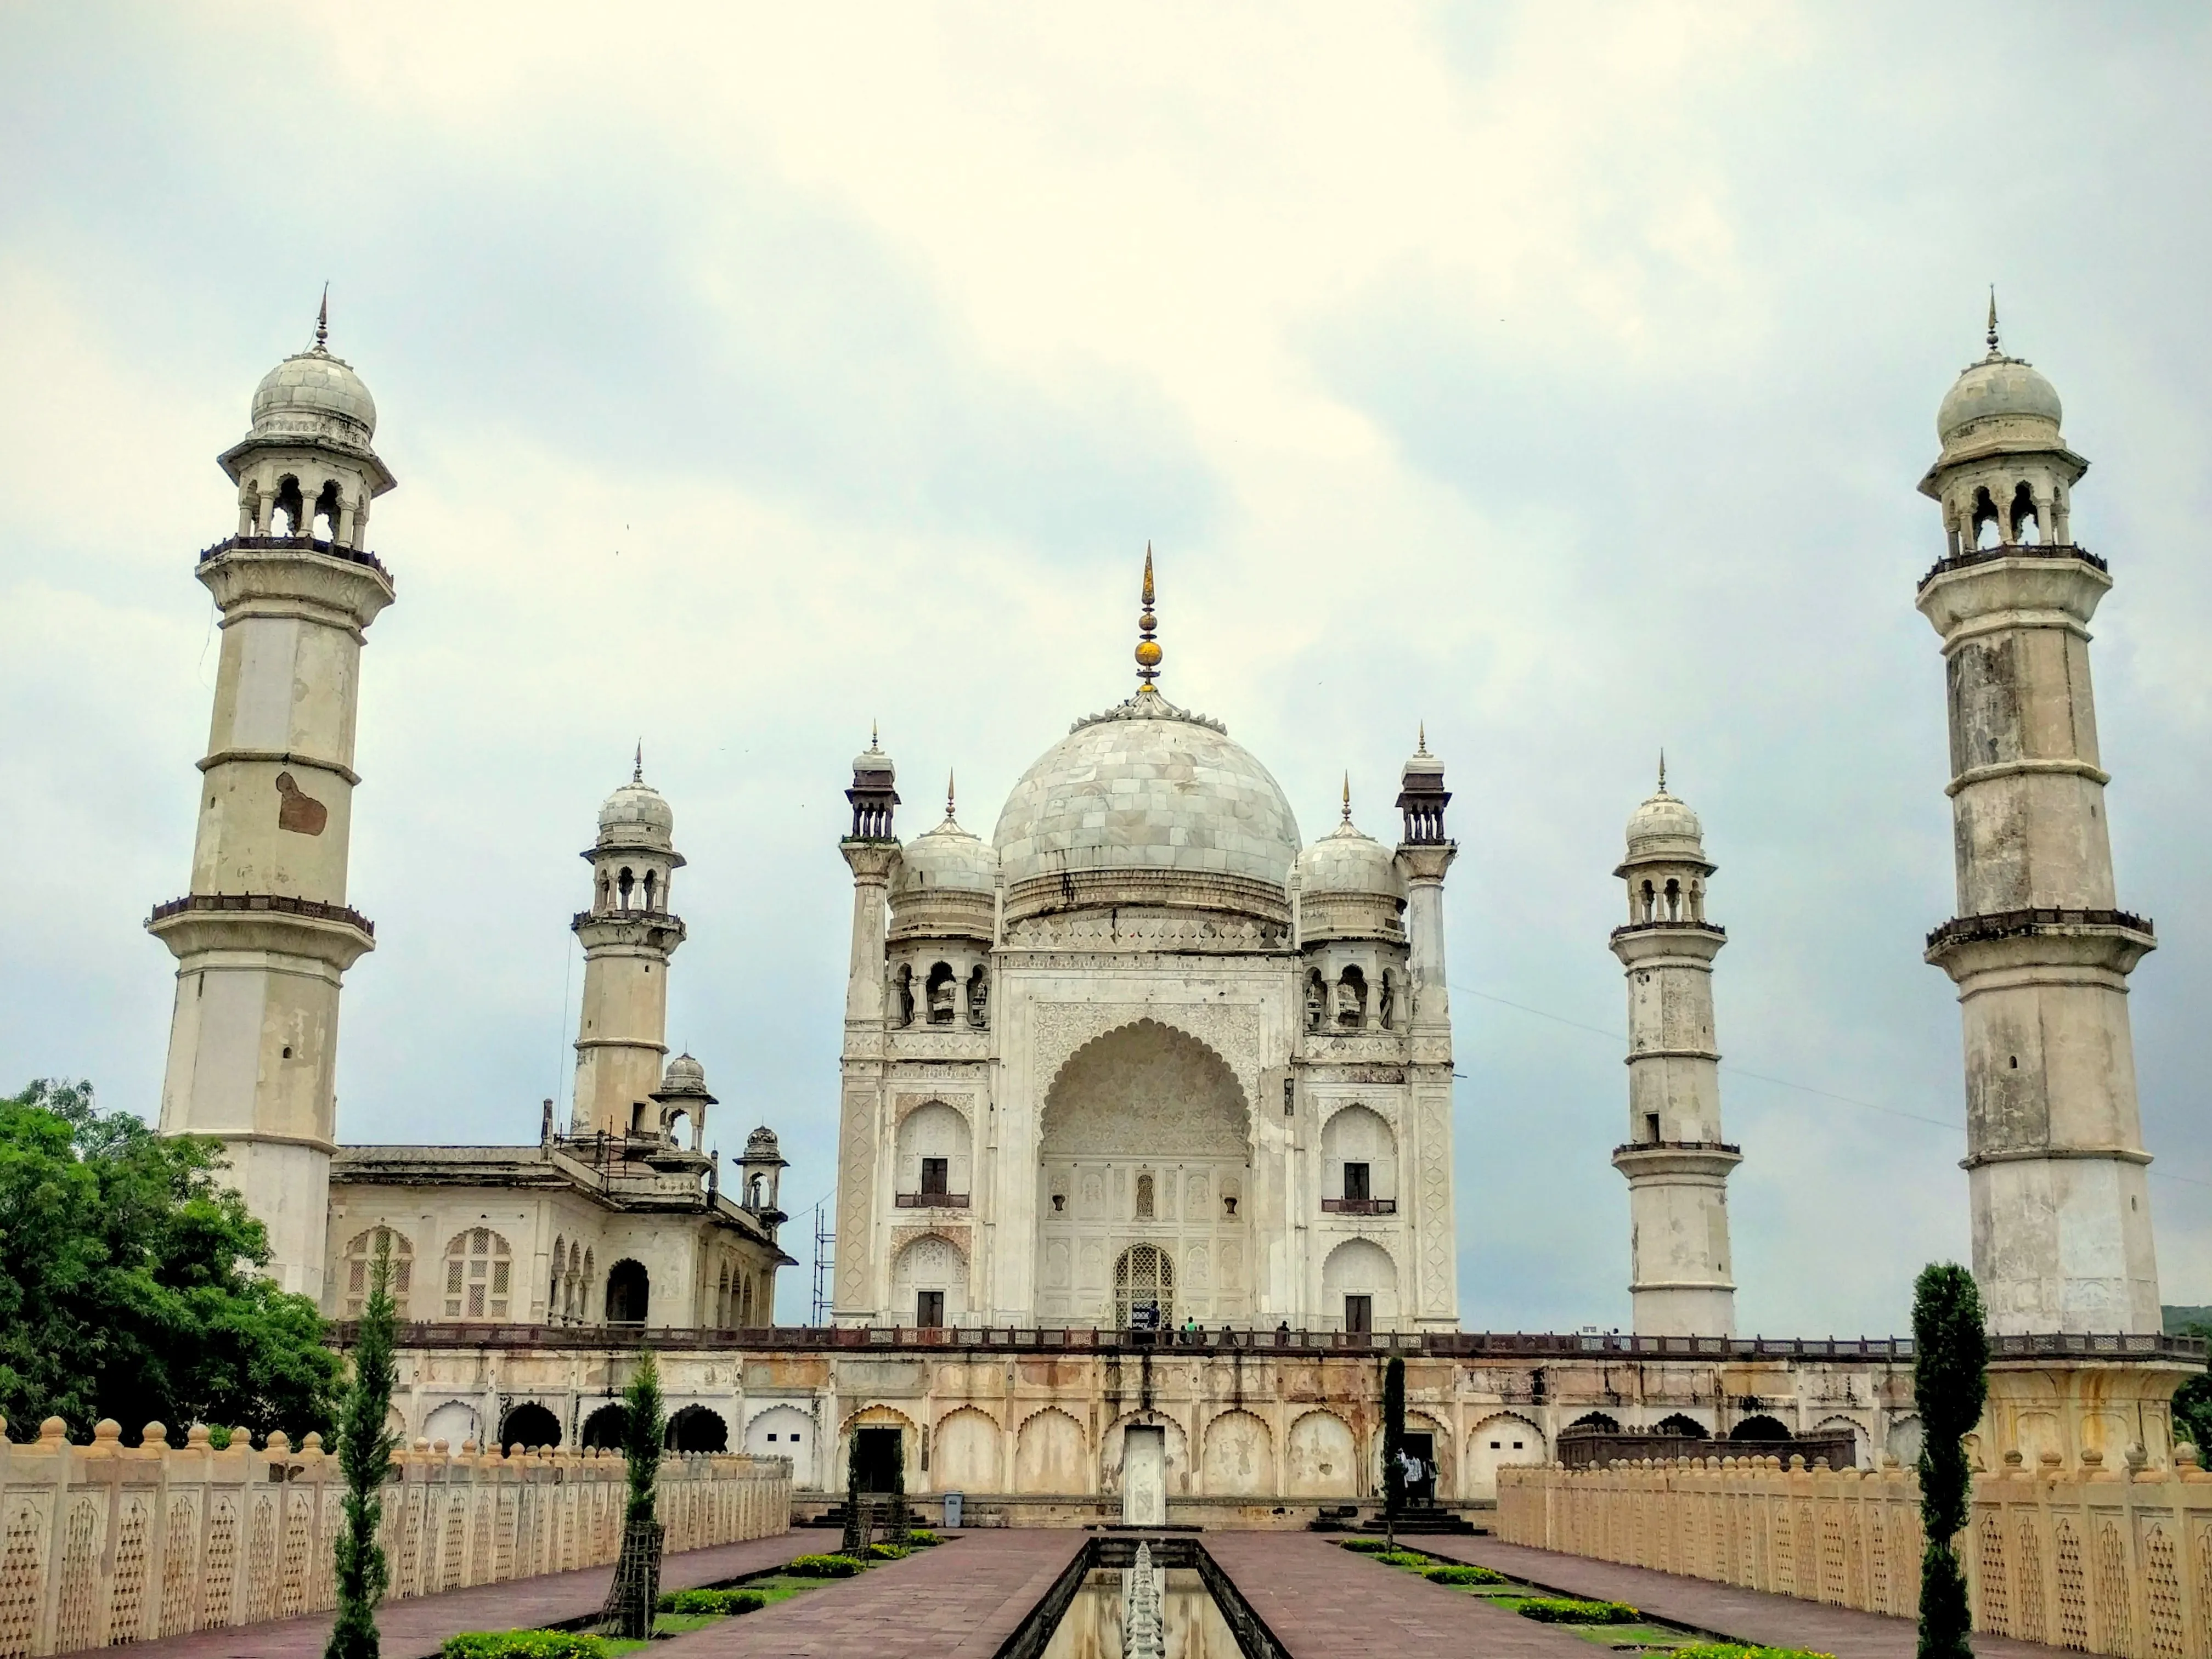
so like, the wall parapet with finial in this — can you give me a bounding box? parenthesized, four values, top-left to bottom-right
(0, 1415, 790, 1659)
(1499, 1446, 2212, 1658)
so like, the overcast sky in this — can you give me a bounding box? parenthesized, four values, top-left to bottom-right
(4, 3, 2208, 1334)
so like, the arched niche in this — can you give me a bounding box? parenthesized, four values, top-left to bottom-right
(1034, 1018, 1253, 1325)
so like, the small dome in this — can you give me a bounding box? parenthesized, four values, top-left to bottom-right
(744, 1125, 781, 1158)
(853, 741, 895, 778)
(893, 813, 999, 901)
(599, 778, 674, 848)
(1295, 819, 1405, 901)
(250, 347, 377, 444)
(660, 1053, 708, 1094)
(1625, 786, 1703, 858)
(1937, 353, 2062, 445)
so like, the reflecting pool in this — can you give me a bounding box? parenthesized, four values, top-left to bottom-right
(1037, 1566, 1243, 1659)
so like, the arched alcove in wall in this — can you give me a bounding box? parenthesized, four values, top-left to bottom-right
(1033, 1019, 1252, 1325)
(1464, 1413, 1543, 1500)
(890, 1233, 968, 1327)
(498, 1402, 560, 1449)
(1319, 1237, 1399, 1331)
(1201, 1409, 1273, 1496)
(931, 1407, 1001, 1492)
(665, 1405, 727, 1453)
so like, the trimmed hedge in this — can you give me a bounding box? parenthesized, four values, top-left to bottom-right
(863, 1542, 910, 1560)
(441, 1633, 610, 1659)
(905, 1530, 943, 1547)
(657, 1589, 768, 1616)
(1422, 1565, 1508, 1585)
(1374, 1551, 1434, 1570)
(1674, 1647, 1836, 1659)
(788, 1554, 867, 1578)
(1516, 1599, 1641, 1624)
(1339, 1538, 1401, 1554)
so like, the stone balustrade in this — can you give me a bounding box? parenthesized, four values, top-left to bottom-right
(1499, 1447, 2212, 1658)
(0, 1416, 792, 1659)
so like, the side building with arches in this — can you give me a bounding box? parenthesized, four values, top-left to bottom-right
(322, 765, 795, 1454)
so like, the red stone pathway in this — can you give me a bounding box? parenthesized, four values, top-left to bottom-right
(653, 1530, 1082, 1658)
(1420, 1536, 2080, 1659)
(1203, 1531, 1618, 1656)
(107, 1533, 808, 1659)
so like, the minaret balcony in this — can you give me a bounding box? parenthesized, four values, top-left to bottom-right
(1916, 540, 2103, 593)
(199, 532, 392, 582)
(1611, 1139, 1743, 1178)
(1610, 919, 1726, 941)
(895, 1191, 971, 1209)
(1925, 907, 2155, 980)
(147, 892, 376, 968)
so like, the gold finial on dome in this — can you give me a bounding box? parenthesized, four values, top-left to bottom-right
(1657, 748, 1666, 793)
(946, 770, 956, 821)
(1342, 772, 1352, 823)
(1135, 542, 1163, 691)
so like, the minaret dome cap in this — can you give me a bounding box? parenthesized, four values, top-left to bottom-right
(1936, 295, 2062, 447)
(1624, 784, 1703, 858)
(597, 777, 674, 847)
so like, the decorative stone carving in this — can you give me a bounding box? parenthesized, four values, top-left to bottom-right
(1030, 1002, 1263, 1118)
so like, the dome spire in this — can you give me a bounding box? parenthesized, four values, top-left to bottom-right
(314, 283, 330, 354)
(1657, 748, 1667, 793)
(1135, 543, 1162, 692)
(633, 740, 643, 784)
(946, 770, 957, 822)
(1416, 720, 1429, 757)
(1985, 285, 2000, 359)
(1341, 772, 1352, 823)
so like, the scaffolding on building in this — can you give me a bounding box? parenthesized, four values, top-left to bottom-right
(810, 1200, 833, 1325)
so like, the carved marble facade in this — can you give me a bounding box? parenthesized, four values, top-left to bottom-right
(833, 595, 1462, 1333)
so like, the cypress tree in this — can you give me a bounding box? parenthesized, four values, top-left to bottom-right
(1912, 1263, 1990, 1659)
(601, 1351, 667, 1639)
(1382, 1356, 1407, 1546)
(325, 1233, 398, 1659)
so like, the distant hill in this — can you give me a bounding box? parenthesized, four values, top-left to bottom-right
(2164, 1306, 2212, 1336)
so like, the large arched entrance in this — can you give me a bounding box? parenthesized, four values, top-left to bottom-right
(1034, 1019, 1251, 1327)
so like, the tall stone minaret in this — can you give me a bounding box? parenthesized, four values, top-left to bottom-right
(1610, 763, 1739, 1337)
(148, 299, 397, 1299)
(1918, 302, 2160, 1335)
(570, 755, 687, 1137)
(832, 732, 900, 1321)
(1392, 729, 1461, 1328)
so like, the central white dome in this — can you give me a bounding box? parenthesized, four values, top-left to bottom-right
(992, 695, 1300, 920)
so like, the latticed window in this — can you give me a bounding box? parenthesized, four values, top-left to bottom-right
(443, 1228, 512, 1319)
(342, 1228, 413, 1318)
(1114, 1243, 1173, 1328)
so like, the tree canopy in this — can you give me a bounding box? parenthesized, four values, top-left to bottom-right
(0, 1079, 340, 1441)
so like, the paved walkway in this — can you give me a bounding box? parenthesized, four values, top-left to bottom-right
(1204, 1531, 1618, 1657)
(1421, 1536, 2079, 1659)
(654, 1530, 1082, 1658)
(111, 1533, 808, 1659)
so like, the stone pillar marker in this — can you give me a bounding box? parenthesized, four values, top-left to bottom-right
(1610, 760, 1739, 1338)
(148, 297, 395, 1301)
(1393, 729, 1460, 1328)
(1915, 300, 2161, 1337)
(834, 732, 900, 1322)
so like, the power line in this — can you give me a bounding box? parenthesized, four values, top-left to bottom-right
(1449, 980, 2211, 1187)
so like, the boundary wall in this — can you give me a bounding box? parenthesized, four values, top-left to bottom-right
(1499, 1450, 2212, 1658)
(0, 1415, 791, 1659)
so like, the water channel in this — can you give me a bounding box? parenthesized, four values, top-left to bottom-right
(1036, 1563, 1242, 1659)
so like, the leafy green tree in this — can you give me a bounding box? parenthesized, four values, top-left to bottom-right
(1382, 1356, 1407, 1545)
(1912, 1263, 1990, 1659)
(2171, 1321, 2212, 1458)
(325, 1233, 398, 1659)
(0, 1080, 338, 1439)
